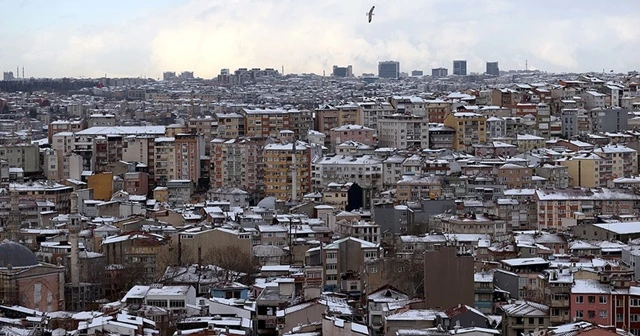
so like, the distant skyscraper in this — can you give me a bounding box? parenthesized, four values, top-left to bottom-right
(431, 68, 448, 78)
(332, 65, 353, 77)
(453, 60, 467, 76)
(2, 72, 14, 81)
(486, 62, 500, 76)
(378, 61, 400, 79)
(179, 71, 194, 80)
(411, 70, 423, 77)
(162, 71, 176, 81)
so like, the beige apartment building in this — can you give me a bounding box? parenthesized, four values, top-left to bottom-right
(560, 153, 606, 188)
(263, 141, 314, 201)
(443, 112, 487, 153)
(497, 163, 533, 189)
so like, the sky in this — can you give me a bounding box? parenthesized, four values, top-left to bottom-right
(1, 0, 639, 79)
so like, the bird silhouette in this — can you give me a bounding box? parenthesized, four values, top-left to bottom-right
(366, 6, 375, 23)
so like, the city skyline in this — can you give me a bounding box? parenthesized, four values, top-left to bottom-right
(1, 0, 639, 78)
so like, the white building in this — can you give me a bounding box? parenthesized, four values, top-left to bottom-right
(312, 154, 383, 191)
(377, 114, 429, 149)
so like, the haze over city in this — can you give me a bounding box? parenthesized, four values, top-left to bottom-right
(2, 0, 639, 78)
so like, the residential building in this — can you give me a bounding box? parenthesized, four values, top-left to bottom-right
(501, 301, 550, 336)
(377, 114, 429, 149)
(560, 153, 606, 188)
(0, 143, 41, 174)
(305, 237, 380, 295)
(593, 144, 638, 182)
(444, 112, 487, 153)
(356, 101, 395, 132)
(328, 124, 376, 150)
(211, 137, 269, 197)
(312, 154, 383, 192)
(497, 164, 532, 189)
(535, 188, 640, 229)
(263, 141, 316, 201)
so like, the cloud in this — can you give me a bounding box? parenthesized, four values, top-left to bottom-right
(3, 0, 640, 78)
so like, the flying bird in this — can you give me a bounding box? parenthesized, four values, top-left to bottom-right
(366, 5, 375, 23)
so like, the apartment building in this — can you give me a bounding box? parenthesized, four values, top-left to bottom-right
(377, 114, 429, 149)
(187, 116, 216, 145)
(388, 96, 427, 116)
(395, 174, 442, 202)
(428, 124, 455, 150)
(312, 154, 383, 191)
(101, 232, 172, 284)
(10, 181, 74, 213)
(328, 124, 376, 150)
(214, 112, 245, 139)
(561, 153, 607, 188)
(263, 141, 316, 201)
(593, 144, 638, 180)
(356, 101, 395, 132)
(535, 188, 640, 229)
(154, 137, 176, 186)
(47, 119, 87, 142)
(315, 104, 361, 145)
(305, 237, 380, 294)
(174, 134, 203, 182)
(425, 99, 451, 123)
(497, 164, 532, 189)
(0, 143, 41, 174)
(242, 108, 313, 139)
(211, 137, 270, 195)
(491, 88, 522, 108)
(443, 111, 487, 153)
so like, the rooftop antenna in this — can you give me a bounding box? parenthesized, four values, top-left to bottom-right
(22, 66, 24, 79)
(525, 60, 528, 71)
(282, 65, 284, 75)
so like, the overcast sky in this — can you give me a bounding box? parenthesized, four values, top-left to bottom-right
(1, 0, 638, 78)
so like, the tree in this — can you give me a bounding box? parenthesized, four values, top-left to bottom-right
(204, 245, 258, 285)
(380, 253, 425, 298)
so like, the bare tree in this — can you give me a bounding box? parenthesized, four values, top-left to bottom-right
(204, 245, 258, 285)
(381, 253, 425, 298)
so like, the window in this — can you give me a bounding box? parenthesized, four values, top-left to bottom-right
(588, 310, 595, 318)
(599, 310, 607, 318)
(576, 310, 583, 318)
(588, 296, 596, 303)
(576, 296, 584, 303)
(617, 314, 624, 322)
(600, 296, 608, 304)
(169, 300, 185, 308)
(369, 266, 377, 273)
(632, 298, 640, 307)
